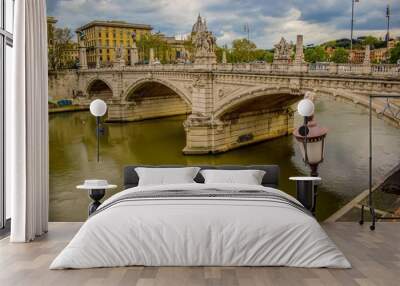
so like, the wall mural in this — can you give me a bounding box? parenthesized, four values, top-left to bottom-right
(47, 2, 400, 222)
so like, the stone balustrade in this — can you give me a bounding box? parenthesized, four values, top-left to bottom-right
(79, 62, 400, 78)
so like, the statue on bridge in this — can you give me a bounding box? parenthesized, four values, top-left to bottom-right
(77, 30, 88, 69)
(115, 46, 123, 59)
(193, 30, 216, 55)
(77, 30, 86, 47)
(130, 32, 139, 65)
(113, 45, 126, 68)
(191, 15, 217, 65)
(131, 31, 137, 44)
(273, 37, 292, 64)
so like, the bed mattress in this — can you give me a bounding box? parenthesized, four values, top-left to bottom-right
(50, 183, 351, 269)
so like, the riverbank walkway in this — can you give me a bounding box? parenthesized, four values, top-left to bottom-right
(326, 163, 400, 222)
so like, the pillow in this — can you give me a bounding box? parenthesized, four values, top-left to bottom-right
(200, 169, 266, 185)
(135, 167, 201, 186)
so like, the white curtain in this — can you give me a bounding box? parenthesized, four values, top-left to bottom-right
(8, 0, 49, 242)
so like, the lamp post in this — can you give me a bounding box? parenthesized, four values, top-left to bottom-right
(386, 5, 390, 51)
(293, 98, 328, 214)
(89, 99, 107, 162)
(350, 0, 359, 63)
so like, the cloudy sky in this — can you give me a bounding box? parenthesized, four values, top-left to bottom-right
(47, 0, 399, 49)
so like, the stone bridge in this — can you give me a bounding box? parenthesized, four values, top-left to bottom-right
(48, 63, 400, 154)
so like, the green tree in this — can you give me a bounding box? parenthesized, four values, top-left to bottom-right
(304, 46, 328, 63)
(330, 47, 349, 63)
(359, 35, 386, 49)
(137, 33, 176, 64)
(231, 38, 257, 62)
(183, 39, 194, 62)
(48, 27, 73, 70)
(253, 49, 272, 62)
(216, 45, 229, 63)
(263, 50, 274, 63)
(389, 42, 400, 64)
(361, 36, 379, 48)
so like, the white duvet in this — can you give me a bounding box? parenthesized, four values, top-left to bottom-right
(50, 183, 351, 269)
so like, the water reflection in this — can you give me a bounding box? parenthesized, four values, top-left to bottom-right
(49, 96, 400, 221)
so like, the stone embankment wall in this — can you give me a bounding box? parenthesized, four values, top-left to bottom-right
(48, 70, 78, 100)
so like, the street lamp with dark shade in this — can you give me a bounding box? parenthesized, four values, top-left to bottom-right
(293, 98, 328, 177)
(293, 120, 328, 176)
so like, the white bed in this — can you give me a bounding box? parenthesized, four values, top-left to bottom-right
(50, 182, 351, 269)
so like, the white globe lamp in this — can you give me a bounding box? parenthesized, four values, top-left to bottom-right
(297, 99, 314, 117)
(90, 99, 107, 117)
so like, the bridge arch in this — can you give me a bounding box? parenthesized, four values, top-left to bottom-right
(214, 86, 305, 119)
(86, 78, 114, 99)
(123, 77, 191, 105)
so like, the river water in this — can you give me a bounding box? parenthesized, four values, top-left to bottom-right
(49, 96, 400, 221)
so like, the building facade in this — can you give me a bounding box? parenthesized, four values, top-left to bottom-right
(61, 43, 79, 68)
(76, 21, 153, 67)
(158, 34, 189, 63)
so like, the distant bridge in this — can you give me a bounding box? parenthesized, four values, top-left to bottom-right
(48, 62, 400, 154)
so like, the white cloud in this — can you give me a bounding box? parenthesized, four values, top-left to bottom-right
(48, 0, 400, 48)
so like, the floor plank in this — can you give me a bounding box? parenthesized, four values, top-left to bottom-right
(0, 222, 399, 286)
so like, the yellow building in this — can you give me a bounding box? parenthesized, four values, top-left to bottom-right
(349, 49, 364, 64)
(76, 20, 153, 67)
(61, 43, 79, 68)
(371, 48, 389, 63)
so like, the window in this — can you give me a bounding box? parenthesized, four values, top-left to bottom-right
(1, 0, 14, 231)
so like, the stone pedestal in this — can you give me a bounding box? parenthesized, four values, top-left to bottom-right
(113, 58, 125, 69)
(328, 63, 338, 74)
(363, 45, 371, 65)
(222, 50, 227, 64)
(194, 54, 217, 66)
(362, 45, 372, 74)
(294, 35, 304, 64)
(79, 47, 88, 70)
(96, 48, 101, 69)
(149, 48, 155, 65)
(130, 43, 139, 66)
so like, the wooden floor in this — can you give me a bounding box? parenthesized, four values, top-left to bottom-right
(0, 222, 399, 286)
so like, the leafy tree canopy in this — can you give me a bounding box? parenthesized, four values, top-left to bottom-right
(48, 27, 75, 70)
(304, 46, 328, 63)
(330, 47, 349, 63)
(389, 42, 400, 64)
(217, 38, 273, 63)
